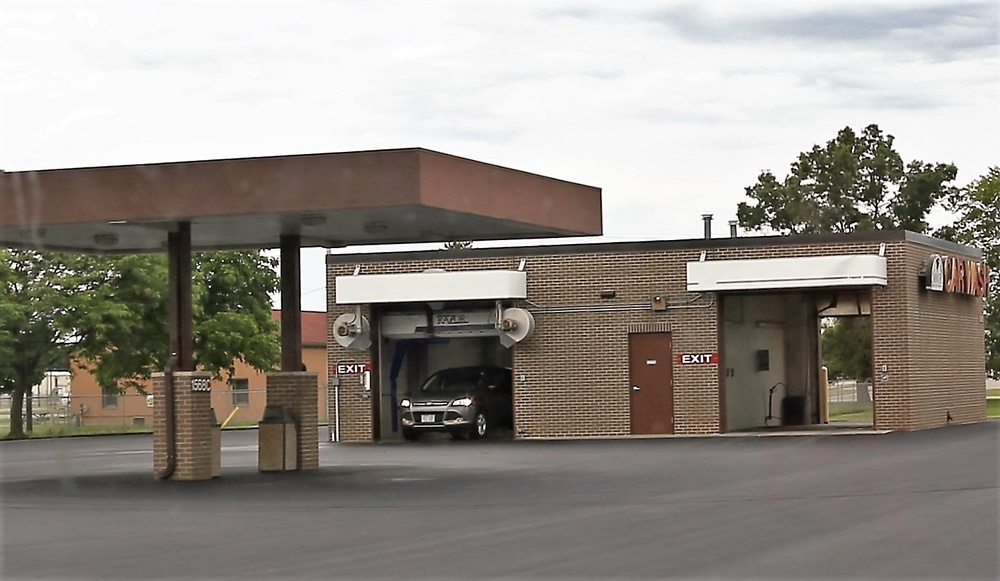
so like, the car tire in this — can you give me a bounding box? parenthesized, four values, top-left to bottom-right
(402, 429, 420, 441)
(470, 411, 488, 440)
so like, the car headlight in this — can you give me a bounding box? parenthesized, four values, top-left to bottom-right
(450, 397, 473, 407)
(399, 398, 411, 408)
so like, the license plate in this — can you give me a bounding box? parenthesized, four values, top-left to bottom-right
(420, 414, 435, 423)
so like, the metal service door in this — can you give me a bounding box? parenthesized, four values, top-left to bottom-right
(629, 333, 674, 435)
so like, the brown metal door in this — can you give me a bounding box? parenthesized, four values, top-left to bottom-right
(629, 333, 674, 435)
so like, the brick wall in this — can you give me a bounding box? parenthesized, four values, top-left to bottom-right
(327, 235, 986, 439)
(266, 372, 319, 469)
(904, 242, 987, 429)
(152, 371, 213, 481)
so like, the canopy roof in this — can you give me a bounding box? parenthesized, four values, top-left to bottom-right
(0, 148, 602, 252)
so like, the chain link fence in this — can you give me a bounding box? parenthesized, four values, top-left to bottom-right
(1, 388, 329, 435)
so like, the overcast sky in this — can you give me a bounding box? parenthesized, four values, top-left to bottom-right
(2, 0, 997, 310)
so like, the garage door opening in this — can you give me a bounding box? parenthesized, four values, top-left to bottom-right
(375, 302, 523, 441)
(721, 289, 874, 432)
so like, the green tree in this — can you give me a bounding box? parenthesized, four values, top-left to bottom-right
(1, 250, 281, 439)
(938, 167, 1000, 377)
(0, 250, 83, 438)
(737, 124, 957, 234)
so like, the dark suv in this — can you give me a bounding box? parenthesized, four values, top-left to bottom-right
(400, 366, 513, 441)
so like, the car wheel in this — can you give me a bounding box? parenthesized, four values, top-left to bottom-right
(470, 412, 488, 439)
(402, 429, 420, 441)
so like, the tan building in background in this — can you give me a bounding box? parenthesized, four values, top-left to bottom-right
(69, 311, 328, 428)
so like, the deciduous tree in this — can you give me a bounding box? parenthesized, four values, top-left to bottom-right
(737, 124, 957, 234)
(1, 250, 280, 439)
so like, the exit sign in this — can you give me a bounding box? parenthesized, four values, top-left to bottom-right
(676, 352, 719, 365)
(334, 362, 370, 375)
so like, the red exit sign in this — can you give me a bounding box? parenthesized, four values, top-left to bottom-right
(676, 352, 719, 365)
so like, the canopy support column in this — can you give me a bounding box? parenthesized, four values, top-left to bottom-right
(168, 222, 194, 371)
(280, 235, 303, 371)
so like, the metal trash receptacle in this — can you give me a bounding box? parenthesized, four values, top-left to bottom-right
(210, 408, 222, 478)
(258, 405, 298, 471)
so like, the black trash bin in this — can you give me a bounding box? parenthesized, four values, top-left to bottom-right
(781, 396, 807, 426)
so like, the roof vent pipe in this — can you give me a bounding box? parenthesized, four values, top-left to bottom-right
(702, 214, 713, 239)
(729, 220, 738, 238)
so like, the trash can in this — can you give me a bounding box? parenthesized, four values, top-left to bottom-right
(781, 396, 807, 426)
(210, 408, 222, 478)
(258, 405, 298, 472)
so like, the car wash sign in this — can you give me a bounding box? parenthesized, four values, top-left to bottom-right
(676, 352, 719, 365)
(925, 254, 990, 297)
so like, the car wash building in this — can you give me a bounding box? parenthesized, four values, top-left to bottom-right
(327, 228, 989, 442)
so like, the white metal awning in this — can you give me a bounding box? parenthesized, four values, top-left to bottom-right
(686, 255, 887, 292)
(335, 270, 527, 304)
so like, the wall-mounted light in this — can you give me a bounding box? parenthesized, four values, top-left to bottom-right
(93, 233, 119, 248)
(599, 290, 617, 299)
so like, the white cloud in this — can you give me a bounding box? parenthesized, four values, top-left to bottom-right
(2, 0, 997, 310)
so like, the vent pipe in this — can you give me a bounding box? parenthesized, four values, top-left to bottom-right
(729, 220, 738, 238)
(701, 214, 713, 239)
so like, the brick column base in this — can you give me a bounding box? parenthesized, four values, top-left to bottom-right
(153, 371, 214, 481)
(266, 372, 319, 470)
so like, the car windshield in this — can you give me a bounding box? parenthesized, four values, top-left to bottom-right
(419, 368, 488, 394)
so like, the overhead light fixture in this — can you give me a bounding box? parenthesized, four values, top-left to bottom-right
(107, 220, 128, 225)
(300, 214, 327, 227)
(93, 233, 119, 248)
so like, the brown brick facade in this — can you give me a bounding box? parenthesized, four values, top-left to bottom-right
(153, 371, 214, 481)
(265, 372, 320, 470)
(327, 233, 987, 440)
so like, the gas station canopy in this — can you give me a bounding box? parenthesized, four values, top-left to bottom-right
(0, 148, 602, 252)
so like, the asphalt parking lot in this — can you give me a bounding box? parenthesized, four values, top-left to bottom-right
(1, 422, 997, 580)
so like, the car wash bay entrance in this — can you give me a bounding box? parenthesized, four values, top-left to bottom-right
(376, 306, 515, 440)
(332, 269, 537, 442)
(719, 290, 873, 432)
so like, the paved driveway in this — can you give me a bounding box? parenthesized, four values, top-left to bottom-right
(1, 422, 997, 579)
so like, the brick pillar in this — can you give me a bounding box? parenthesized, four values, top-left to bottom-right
(266, 372, 319, 470)
(153, 371, 214, 481)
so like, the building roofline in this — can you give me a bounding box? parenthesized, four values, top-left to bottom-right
(326, 230, 983, 265)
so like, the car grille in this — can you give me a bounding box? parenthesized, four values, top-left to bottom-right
(413, 401, 449, 407)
